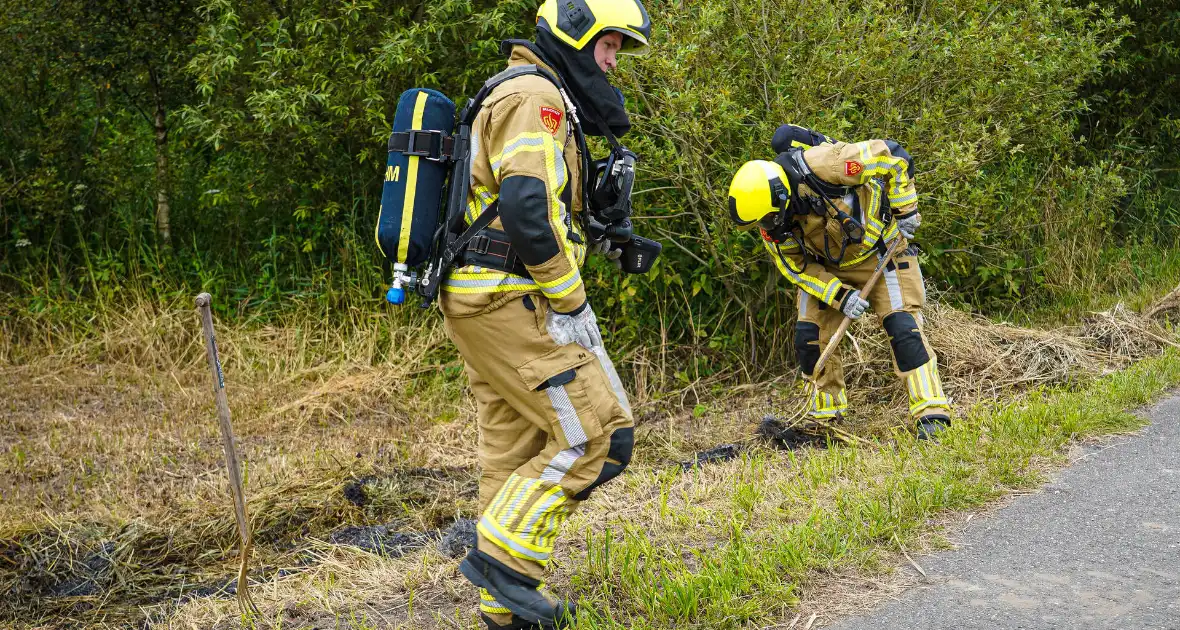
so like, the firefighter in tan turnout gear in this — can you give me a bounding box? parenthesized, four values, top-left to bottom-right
(728, 125, 952, 439)
(441, 1, 651, 628)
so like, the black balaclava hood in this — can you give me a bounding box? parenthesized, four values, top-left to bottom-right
(531, 28, 631, 139)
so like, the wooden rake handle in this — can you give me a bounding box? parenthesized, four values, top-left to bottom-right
(811, 237, 908, 379)
(195, 293, 259, 616)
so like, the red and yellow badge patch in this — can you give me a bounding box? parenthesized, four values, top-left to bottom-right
(844, 160, 864, 177)
(539, 106, 563, 136)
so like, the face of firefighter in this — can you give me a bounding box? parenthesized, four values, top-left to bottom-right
(594, 32, 624, 73)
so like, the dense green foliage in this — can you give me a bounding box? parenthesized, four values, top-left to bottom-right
(608, 0, 1131, 371)
(1, 0, 1177, 375)
(1077, 0, 1180, 238)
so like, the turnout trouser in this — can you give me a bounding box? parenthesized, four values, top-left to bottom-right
(444, 293, 633, 623)
(795, 250, 950, 421)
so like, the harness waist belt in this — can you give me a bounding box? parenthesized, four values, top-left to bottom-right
(458, 227, 530, 277)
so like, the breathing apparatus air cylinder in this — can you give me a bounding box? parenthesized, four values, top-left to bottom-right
(376, 89, 456, 304)
(376, 64, 664, 307)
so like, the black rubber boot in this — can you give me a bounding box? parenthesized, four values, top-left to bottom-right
(916, 414, 951, 441)
(460, 548, 576, 628)
(480, 612, 545, 630)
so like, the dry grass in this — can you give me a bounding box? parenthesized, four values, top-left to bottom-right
(0, 289, 1174, 628)
(0, 297, 481, 626)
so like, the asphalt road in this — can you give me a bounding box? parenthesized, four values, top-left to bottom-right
(827, 393, 1180, 630)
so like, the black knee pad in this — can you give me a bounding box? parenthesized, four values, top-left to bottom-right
(795, 322, 820, 375)
(572, 427, 633, 501)
(883, 312, 930, 372)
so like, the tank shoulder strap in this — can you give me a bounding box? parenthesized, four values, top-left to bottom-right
(459, 64, 563, 125)
(775, 149, 806, 202)
(782, 147, 852, 200)
(486, 64, 561, 90)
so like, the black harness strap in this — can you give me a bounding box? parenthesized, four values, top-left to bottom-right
(458, 226, 530, 277)
(461, 64, 563, 125)
(778, 148, 867, 265)
(432, 202, 500, 280)
(388, 130, 455, 161)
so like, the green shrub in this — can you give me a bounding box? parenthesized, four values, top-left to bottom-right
(1076, 0, 1180, 244)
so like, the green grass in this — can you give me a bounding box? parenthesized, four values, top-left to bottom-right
(559, 349, 1180, 629)
(1008, 242, 1180, 326)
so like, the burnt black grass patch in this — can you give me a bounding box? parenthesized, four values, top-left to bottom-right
(1, 466, 479, 626)
(327, 523, 435, 557)
(757, 415, 833, 450)
(678, 444, 743, 470)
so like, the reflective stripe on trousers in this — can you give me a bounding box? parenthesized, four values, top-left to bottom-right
(810, 388, 848, 419)
(905, 358, 949, 416)
(480, 588, 512, 615)
(477, 473, 572, 566)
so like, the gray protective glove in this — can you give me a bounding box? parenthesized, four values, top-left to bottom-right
(548, 302, 631, 413)
(546, 303, 604, 350)
(840, 289, 870, 320)
(589, 239, 624, 269)
(895, 213, 921, 240)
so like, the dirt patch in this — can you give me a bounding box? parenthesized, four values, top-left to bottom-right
(328, 524, 435, 557)
(325, 517, 475, 560)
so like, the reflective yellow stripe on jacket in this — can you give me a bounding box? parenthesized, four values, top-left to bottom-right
(466, 185, 497, 224)
(856, 141, 917, 207)
(444, 130, 583, 298)
(490, 131, 583, 299)
(763, 239, 844, 305)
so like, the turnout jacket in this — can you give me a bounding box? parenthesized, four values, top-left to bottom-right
(440, 45, 588, 316)
(763, 137, 918, 307)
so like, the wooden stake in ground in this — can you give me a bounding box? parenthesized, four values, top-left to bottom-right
(783, 237, 909, 437)
(195, 293, 259, 617)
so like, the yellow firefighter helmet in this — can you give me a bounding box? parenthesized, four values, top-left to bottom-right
(728, 159, 791, 230)
(536, 0, 651, 54)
